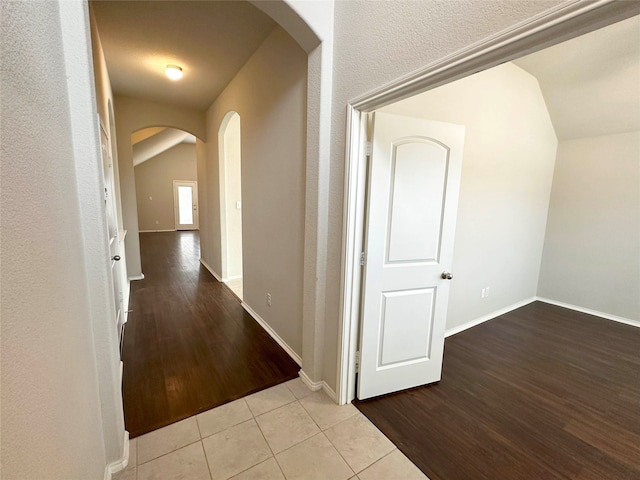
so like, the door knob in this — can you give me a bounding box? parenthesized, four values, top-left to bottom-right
(112, 255, 121, 261)
(441, 271, 453, 280)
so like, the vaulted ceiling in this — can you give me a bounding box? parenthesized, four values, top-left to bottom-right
(513, 14, 640, 140)
(91, 1, 276, 111)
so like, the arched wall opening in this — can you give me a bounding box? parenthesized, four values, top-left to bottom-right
(131, 126, 200, 234)
(218, 112, 244, 299)
(112, 95, 207, 280)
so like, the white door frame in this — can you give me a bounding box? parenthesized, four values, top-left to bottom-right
(336, 0, 638, 405)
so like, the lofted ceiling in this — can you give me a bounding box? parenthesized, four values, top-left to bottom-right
(132, 128, 196, 166)
(91, 1, 276, 111)
(513, 14, 640, 140)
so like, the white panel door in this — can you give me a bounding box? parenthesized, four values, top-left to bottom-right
(358, 112, 465, 400)
(100, 120, 124, 344)
(173, 180, 199, 230)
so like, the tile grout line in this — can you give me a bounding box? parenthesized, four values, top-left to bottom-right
(321, 429, 359, 475)
(195, 415, 214, 480)
(251, 394, 293, 479)
(359, 448, 401, 476)
(137, 382, 361, 479)
(205, 390, 286, 480)
(320, 430, 356, 478)
(252, 394, 323, 479)
(298, 392, 359, 433)
(136, 438, 202, 467)
(326, 413, 403, 474)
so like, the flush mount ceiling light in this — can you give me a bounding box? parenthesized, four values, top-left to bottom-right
(165, 64, 183, 80)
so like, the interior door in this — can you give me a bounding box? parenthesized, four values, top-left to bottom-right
(357, 111, 465, 400)
(173, 180, 199, 230)
(99, 120, 124, 345)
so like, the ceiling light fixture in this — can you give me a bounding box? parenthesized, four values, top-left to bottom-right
(165, 64, 183, 80)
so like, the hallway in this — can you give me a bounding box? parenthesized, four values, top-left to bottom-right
(122, 231, 299, 437)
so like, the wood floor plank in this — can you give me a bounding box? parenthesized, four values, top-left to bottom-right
(354, 301, 640, 480)
(121, 231, 299, 437)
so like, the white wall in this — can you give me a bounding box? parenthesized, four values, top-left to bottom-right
(135, 143, 197, 231)
(538, 131, 640, 320)
(382, 63, 558, 331)
(1, 1, 123, 477)
(200, 26, 307, 356)
(113, 96, 206, 278)
(221, 113, 243, 280)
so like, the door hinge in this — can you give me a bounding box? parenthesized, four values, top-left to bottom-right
(360, 252, 366, 266)
(355, 350, 361, 373)
(365, 141, 372, 156)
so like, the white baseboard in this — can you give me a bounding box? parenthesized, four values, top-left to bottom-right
(299, 369, 322, 391)
(139, 229, 176, 233)
(103, 431, 129, 480)
(199, 258, 222, 282)
(128, 273, 145, 281)
(241, 302, 302, 367)
(444, 297, 537, 338)
(299, 370, 337, 402)
(222, 275, 243, 282)
(536, 297, 640, 329)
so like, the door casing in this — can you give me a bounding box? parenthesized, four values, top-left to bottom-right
(336, 0, 640, 405)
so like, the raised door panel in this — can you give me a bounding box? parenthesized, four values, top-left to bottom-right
(387, 140, 448, 264)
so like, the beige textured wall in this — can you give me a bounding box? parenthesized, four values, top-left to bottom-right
(200, 26, 307, 356)
(1, 1, 122, 476)
(381, 63, 558, 332)
(135, 143, 198, 231)
(538, 131, 640, 320)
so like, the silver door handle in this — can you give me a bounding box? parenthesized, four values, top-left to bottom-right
(112, 255, 121, 261)
(441, 271, 453, 280)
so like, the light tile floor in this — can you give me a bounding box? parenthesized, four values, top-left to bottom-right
(115, 379, 429, 480)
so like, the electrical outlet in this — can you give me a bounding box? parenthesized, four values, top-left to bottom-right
(266, 293, 272, 307)
(155, 220, 160, 225)
(481, 287, 491, 299)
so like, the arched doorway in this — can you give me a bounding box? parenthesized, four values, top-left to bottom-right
(219, 112, 244, 299)
(131, 127, 199, 233)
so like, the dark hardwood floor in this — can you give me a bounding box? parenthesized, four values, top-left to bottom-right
(122, 231, 299, 438)
(354, 301, 640, 480)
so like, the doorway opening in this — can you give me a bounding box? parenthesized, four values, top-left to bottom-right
(338, 5, 640, 405)
(219, 111, 244, 300)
